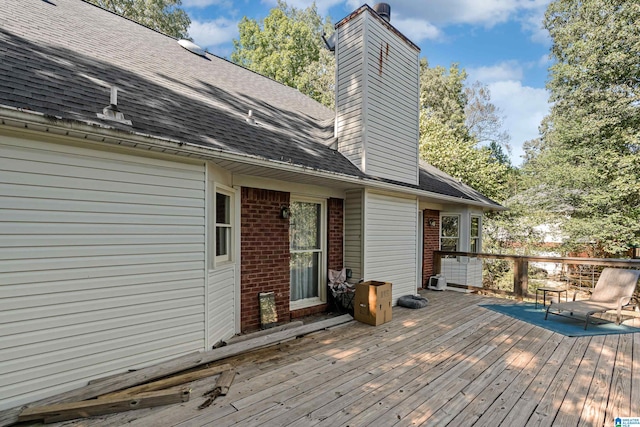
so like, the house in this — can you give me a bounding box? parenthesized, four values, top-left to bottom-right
(0, 0, 502, 411)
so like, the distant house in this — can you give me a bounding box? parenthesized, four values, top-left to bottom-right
(0, 0, 502, 410)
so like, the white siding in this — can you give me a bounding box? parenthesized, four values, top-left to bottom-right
(344, 190, 364, 283)
(364, 191, 418, 303)
(364, 17, 419, 185)
(208, 265, 236, 346)
(336, 12, 365, 168)
(335, 9, 420, 185)
(0, 137, 206, 410)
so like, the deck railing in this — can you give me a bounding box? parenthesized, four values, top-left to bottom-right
(433, 251, 640, 301)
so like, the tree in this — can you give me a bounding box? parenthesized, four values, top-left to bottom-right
(465, 82, 511, 153)
(524, 0, 640, 256)
(231, 1, 335, 107)
(86, 0, 190, 39)
(418, 59, 512, 202)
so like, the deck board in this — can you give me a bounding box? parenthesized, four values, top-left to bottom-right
(37, 291, 640, 427)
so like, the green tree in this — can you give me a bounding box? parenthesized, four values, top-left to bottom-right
(418, 59, 512, 202)
(525, 0, 640, 256)
(86, 0, 190, 39)
(231, 1, 335, 107)
(465, 81, 511, 153)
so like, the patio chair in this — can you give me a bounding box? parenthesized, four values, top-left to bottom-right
(545, 268, 640, 329)
(328, 268, 355, 315)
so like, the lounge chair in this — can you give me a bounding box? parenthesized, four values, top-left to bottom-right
(545, 268, 640, 329)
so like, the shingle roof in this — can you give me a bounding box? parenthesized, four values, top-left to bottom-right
(0, 0, 501, 208)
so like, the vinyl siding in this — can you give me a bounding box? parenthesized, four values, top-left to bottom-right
(364, 191, 418, 303)
(0, 136, 206, 410)
(344, 190, 364, 283)
(363, 15, 419, 185)
(208, 264, 236, 346)
(336, 12, 365, 167)
(335, 9, 420, 185)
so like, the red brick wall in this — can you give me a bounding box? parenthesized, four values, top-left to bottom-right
(422, 209, 440, 287)
(328, 198, 344, 271)
(240, 188, 291, 332)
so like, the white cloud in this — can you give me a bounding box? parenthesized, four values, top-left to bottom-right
(183, 0, 233, 8)
(343, 0, 551, 45)
(392, 17, 441, 42)
(189, 18, 238, 51)
(520, 4, 551, 45)
(467, 61, 524, 84)
(488, 80, 549, 165)
(261, 0, 344, 16)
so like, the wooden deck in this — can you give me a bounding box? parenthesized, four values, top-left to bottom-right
(56, 291, 640, 426)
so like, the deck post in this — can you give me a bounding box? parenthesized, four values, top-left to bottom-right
(433, 251, 442, 275)
(513, 257, 528, 300)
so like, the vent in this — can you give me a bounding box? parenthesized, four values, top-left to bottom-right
(178, 39, 206, 57)
(373, 3, 391, 22)
(96, 86, 132, 125)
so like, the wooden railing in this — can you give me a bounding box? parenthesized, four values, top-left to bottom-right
(433, 251, 640, 300)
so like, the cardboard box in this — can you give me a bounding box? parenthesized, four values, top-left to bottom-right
(354, 281, 392, 326)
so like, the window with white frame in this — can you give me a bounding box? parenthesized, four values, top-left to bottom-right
(289, 198, 325, 307)
(215, 188, 233, 264)
(470, 216, 481, 253)
(440, 215, 459, 251)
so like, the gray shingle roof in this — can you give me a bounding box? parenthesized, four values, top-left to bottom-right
(0, 0, 501, 208)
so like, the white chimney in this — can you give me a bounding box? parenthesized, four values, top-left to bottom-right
(334, 4, 420, 186)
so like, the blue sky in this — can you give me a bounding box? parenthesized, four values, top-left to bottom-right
(182, 0, 552, 166)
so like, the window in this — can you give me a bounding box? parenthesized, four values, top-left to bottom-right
(215, 189, 233, 264)
(290, 199, 325, 307)
(440, 215, 459, 251)
(470, 216, 481, 253)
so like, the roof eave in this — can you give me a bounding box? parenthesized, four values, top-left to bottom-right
(0, 106, 504, 211)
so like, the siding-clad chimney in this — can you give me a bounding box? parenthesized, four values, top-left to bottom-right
(334, 4, 420, 186)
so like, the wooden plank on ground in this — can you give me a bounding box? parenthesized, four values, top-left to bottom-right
(499, 335, 574, 426)
(631, 334, 640, 421)
(0, 315, 352, 427)
(143, 297, 480, 427)
(424, 321, 534, 426)
(604, 333, 632, 425)
(579, 334, 619, 426)
(443, 325, 553, 427)
(472, 331, 565, 427)
(525, 336, 591, 427)
(552, 335, 606, 426)
(18, 388, 190, 424)
(99, 363, 233, 399)
(224, 322, 304, 345)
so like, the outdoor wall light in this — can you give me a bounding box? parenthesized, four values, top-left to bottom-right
(280, 205, 290, 219)
(428, 219, 437, 227)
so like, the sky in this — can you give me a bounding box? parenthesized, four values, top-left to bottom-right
(182, 0, 553, 166)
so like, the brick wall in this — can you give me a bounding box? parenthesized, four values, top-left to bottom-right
(328, 198, 344, 271)
(240, 191, 345, 330)
(422, 209, 440, 287)
(240, 188, 291, 332)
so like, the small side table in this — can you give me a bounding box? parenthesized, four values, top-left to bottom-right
(536, 287, 568, 309)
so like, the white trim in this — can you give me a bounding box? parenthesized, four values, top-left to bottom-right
(471, 214, 482, 253)
(213, 183, 235, 268)
(204, 167, 210, 350)
(361, 15, 369, 174)
(289, 196, 327, 310)
(233, 185, 242, 334)
(440, 213, 461, 251)
(417, 205, 423, 290)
